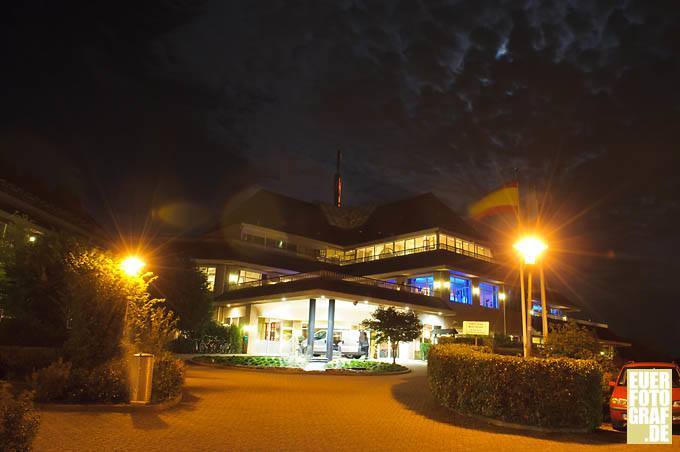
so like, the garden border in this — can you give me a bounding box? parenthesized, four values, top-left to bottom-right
(35, 392, 182, 413)
(451, 408, 593, 434)
(189, 359, 411, 376)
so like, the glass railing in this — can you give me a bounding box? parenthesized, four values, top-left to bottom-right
(237, 236, 494, 265)
(321, 243, 493, 265)
(227, 270, 431, 296)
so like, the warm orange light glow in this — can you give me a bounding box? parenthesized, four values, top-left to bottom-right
(121, 256, 145, 277)
(513, 236, 548, 264)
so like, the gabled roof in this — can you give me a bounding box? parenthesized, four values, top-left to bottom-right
(210, 189, 486, 246)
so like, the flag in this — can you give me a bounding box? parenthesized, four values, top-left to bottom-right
(468, 182, 520, 220)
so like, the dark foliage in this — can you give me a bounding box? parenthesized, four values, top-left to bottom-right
(428, 344, 602, 430)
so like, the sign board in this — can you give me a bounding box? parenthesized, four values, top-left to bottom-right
(462, 321, 489, 336)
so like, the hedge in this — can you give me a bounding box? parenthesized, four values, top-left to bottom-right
(428, 344, 602, 430)
(0, 346, 62, 379)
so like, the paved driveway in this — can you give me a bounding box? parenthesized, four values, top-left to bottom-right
(35, 362, 678, 451)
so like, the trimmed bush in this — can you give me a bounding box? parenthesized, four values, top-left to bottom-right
(428, 344, 602, 430)
(32, 359, 128, 404)
(151, 353, 185, 403)
(0, 384, 40, 451)
(325, 360, 408, 373)
(32, 359, 71, 402)
(193, 355, 294, 368)
(0, 346, 62, 379)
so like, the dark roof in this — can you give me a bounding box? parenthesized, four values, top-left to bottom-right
(209, 189, 485, 246)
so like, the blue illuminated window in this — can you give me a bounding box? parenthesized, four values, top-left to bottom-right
(479, 282, 498, 309)
(450, 276, 471, 304)
(407, 275, 433, 296)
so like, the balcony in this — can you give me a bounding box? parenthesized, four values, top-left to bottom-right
(227, 270, 429, 295)
(238, 237, 494, 266)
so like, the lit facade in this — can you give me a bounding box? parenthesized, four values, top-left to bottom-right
(173, 189, 627, 360)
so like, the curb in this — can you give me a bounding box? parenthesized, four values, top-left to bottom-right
(36, 392, 183, 413)
(189, 359, 411, 376)
(450, 409, 593, 434)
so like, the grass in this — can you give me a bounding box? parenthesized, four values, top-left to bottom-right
(325, 359, 408, 373)
(193, 355, 299, 368)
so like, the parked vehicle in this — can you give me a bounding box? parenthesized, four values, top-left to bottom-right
(311, 329, 366, 358)
(609, 361, 680, 431)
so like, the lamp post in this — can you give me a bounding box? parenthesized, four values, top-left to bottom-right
(513, 237, 547, 357)
(119, 255, 146, 335)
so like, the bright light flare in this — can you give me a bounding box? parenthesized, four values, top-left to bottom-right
(513, 236, 548, 264)
(120, 256, 145, 277)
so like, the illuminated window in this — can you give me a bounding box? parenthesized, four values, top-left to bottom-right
(450, 276, 472, 304)
(258, 318, 280, 341)
(394, 240, 404, 254)
(238, 270, 261, 284)
(407, 275, 434, 296)
(479, 282, 498, 309)
(198, 266, 216, 291)
(405, 238, 415, 252)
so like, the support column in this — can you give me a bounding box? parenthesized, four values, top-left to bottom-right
(213, 264, 226, 296)
(244, 304, 258, 354)
(326, 299, 335, 361)
(307, 298, 316, 358)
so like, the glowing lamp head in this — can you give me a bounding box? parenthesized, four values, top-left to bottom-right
(121, 256, 145, 277)
(499, 292, 506, 301)
(513, 236, 548, 264)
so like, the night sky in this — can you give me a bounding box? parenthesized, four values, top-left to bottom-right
(1, 1, 679, 357)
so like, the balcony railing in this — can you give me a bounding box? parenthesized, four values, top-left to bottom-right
(239, 237, 494, 265)
(319, 243, 493, 265)
(227, 270, 431, 296)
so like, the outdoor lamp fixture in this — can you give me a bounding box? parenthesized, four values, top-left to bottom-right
(513, 236, 547, 265)
(498, 292, 506, 301)
(513, 235, 549, 358)
(120, 256, 145, 277)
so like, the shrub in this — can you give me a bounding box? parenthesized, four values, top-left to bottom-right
(67, 359, 129, 404)
(0, 384, 40, 452)
(32, 359, 71, 403)
(0, 346, 62, 379)
(193, 355, 294, 368)
(420, 341, 432, 360)
(32, 359, 128, 404)
(151, 353, 184, 403)
(428, 344, 602, 430)
(325, 360, 408, 372)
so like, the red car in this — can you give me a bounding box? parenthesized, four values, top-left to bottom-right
(609, 361, 680, 431)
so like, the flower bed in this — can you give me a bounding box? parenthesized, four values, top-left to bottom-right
(325, 360, 408, 373)
(428, 344, 602, 431)
(192, 355, 299, 368)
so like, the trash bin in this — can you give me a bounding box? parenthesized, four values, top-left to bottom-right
(129, 353, 154, 404)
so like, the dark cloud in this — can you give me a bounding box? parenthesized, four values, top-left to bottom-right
(1, 0, 679, 355)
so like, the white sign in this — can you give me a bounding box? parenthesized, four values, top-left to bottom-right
(627, 369, 672, 444)
(462, 321, 489, 336)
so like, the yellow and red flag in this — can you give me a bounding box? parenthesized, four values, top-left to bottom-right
(468, 182, 520, 220)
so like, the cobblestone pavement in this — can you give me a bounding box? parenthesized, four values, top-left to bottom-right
(35, 362, 679, 451)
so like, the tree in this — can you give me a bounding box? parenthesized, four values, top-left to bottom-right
(150, 254, 213, 335)
(0, 216, 74, 346)
(361, 306, 422, 364)
(544, 320, 600, 360)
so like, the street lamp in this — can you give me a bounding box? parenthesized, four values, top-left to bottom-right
(513, 236, 548, 357)
(120, 256, 145, 277)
